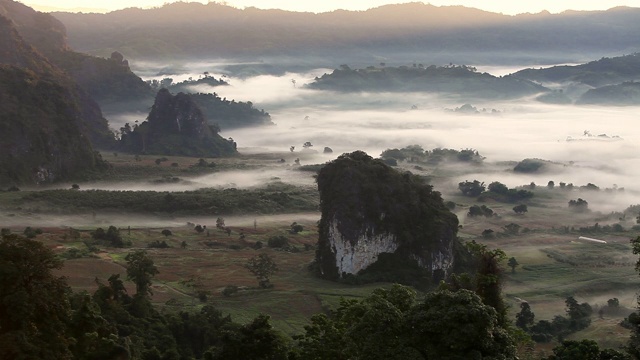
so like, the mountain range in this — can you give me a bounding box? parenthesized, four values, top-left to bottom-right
(52, 2, 640, 65)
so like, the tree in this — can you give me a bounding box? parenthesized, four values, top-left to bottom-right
(267, 236, 289, 248)
(457, 241, 508, 326)
(161, 229, 172, 237)
(245, 254, 278, 288)
(125, 250, 159, 296)
(547, 180, 555, 189)
(296, 285, 421, 360)
(513, 204, 528, 214)
(508, 257, 520, 273)
(290, 222, 304, 234)
(407, 289, 516, 359)
(216, 217, 225, 229)
(0, 234, 73, 359)
(216, 314, 290, 359)
(629, 236, 640, 357)
(303, 141, 313, 148)
(488, 181, 509, 195)
(458, 180, 485, 197)
(194, 224, 205, 233)
(515, 302, 535, 331)
(565, 296, 592, 331)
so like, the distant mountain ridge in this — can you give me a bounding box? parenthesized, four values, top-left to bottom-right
(52, 2, 640, 64)
(309, 64, 548, 99)
(512, 53, 640, 105)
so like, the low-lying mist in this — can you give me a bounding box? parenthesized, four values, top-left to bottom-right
(104, 61, 640, 214)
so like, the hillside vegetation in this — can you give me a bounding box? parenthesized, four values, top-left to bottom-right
(309, 64, 548, 99)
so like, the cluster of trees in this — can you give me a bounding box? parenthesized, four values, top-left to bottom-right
(0, 233, 293, 359)
(568, 198, 590, 212)
(458, 180, 534, 203)
(19, 185, 319, 215)
(468, 204, 495, 218)
(381, 145, 484, 165)
(91, 225, 126, 247)
(516, 297, 594, 343)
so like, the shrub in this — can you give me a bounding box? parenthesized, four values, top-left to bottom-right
(222, 285, 239, 297)
(267, 236, 289, 248)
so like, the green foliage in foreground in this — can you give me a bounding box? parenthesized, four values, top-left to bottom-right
(295, 285, 516, 360)
(3, 231, 638, 359)
(12, 184, 319, 214)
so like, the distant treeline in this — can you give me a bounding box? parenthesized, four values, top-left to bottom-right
(15, 185, 319, 214)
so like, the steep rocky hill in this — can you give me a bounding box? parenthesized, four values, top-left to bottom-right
(315, 151, 460, 285)
(119, 89, 238, 157)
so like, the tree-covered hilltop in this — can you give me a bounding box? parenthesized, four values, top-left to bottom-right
(577, 81, 640, 106)
(151, 76, 274, 129)
(46, 50, 154, 104)
(315, 151, 460, 284)
(308, 64, 548, 99)
(190, 93, 273, 130)
(119, 89, 238, 157)
(381, 145, 484, 166)
(513, 53, 640, 88)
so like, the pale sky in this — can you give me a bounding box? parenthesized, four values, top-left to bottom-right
(24, 0, 640, 15)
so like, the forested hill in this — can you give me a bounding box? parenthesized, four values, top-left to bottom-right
(0, 0, 153, 106)
(512, 53, 640, 88)
(0, 15, 107, 186)
(53, 3, 640, 63)
(308, 64, 548, 99)
(118, 89, 238, 157)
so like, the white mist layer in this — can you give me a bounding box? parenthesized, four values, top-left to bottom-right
(96, 64, 640, 214)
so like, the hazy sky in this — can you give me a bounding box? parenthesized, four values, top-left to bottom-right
(25, 0, 638, 15)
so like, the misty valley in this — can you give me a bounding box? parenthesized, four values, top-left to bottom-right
(4, 1, 640, 359)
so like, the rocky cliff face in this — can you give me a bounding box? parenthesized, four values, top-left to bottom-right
(148, 89, 213, 139)
(316, 151, 459, 284)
